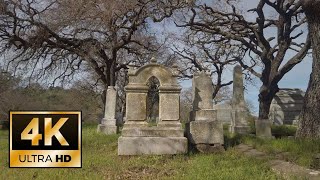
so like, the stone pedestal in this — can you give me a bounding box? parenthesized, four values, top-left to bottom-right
(97, 119, 118, 134)
(255, 119, 272, 138)
(229, 108, 250, 134)
(187, 120, 224, 145)
(119, 127, 187, 155)
(97, 86, 118, 134)
(118, 137, 187, 155)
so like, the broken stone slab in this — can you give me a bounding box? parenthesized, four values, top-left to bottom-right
(234, 144, 254, 152)
(186, 120, 224, 145)
(118, 137, 188, 155)
(255, 119, 273, 138)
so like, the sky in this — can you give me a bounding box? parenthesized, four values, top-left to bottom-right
(153, 0, 313, 115)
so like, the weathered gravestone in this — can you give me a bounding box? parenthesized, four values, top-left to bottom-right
(97, 86, 118, 134)
(213, 103, 232, 124)
(229, 65, 250, 134)
(118, 59, 187, 155)
(186, 71, 224, 153)
(269, 88, 304, 125)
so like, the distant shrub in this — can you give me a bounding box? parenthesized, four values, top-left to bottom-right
(0, 120, 9, 130)
(271, 125, 297, 138)
(247, 115, 257, 134)
(223, 124, 230, 131)
(246, 116, 297, 137)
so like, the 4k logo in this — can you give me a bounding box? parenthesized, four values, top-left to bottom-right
(9, 111, 82, 168)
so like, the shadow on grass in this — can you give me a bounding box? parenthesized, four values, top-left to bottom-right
(224, 133, 243, 150)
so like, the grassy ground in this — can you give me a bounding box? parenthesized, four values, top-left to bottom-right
(0, 124, 281, 180)
(242, 135, 320, 168)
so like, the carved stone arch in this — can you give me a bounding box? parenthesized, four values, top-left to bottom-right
(128, 63, 179, 86)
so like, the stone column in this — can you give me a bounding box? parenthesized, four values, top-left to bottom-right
(187, 71, 224, 153)
(229, 65, 250, 134)
(97, 86, 118, 134)
(232, 65, 246, 107)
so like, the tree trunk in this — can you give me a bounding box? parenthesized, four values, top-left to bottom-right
(258, 98, 272, 120)
(258, 84, 279, 119)
(255, 83, 279, 138)
(296, 0, 320, 139)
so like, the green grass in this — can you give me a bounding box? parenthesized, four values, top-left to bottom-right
(242, 135, 320, 168)
(0, 125, 281, 179)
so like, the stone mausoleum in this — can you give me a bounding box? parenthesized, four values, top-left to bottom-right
(269, 88, 305, 125)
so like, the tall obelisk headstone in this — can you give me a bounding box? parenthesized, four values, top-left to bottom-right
(97, 86, 118, 134)
(187, 71, 224, 153)
(229, 65, 250, 134)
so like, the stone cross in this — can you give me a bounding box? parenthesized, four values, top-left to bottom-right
(97, 86, 118, 134)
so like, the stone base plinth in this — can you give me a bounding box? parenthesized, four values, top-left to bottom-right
(255, 119, 272, 138)
(186, 120, 224, 145)
(118, 137, 188, 155)
(122, 127, 184, 137)
(97, 124, 118, 134)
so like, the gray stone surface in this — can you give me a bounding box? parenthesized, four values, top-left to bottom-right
(97, 86, 118, 134)
(269, 88, 305, 125)
(192, 71, 214, 110)
(255, 119, 272, 138)
(118, 59, 187, 155)
(190, 109, 217, 122)
(213, 103, 232, 124)
(187, 120, 224, 145)
(118, 137, 187, 155)
(232, 65, 246, 108)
